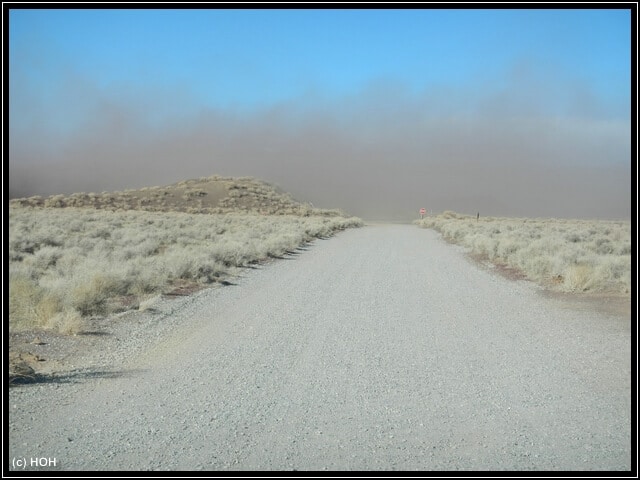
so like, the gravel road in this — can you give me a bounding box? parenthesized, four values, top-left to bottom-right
(8, 224, 631, 472)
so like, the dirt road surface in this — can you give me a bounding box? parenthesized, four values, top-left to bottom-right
(8, 224, 631, 471)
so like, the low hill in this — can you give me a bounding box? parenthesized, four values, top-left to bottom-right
(9, 175, 345, 217)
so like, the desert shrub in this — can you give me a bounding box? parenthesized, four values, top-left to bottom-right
(68, 270, 127, 316)
(27, 246, 64, 270)
(496, 237, 524, 259)
(46, 309, 86, 335)
(416, 212, 630, 295)
(44, 194, 66, 208)
(441, 210, 460, 219)
(8, 205, 362, 332)
(9, 272, 64, 332)
(564, 263, 595, 292)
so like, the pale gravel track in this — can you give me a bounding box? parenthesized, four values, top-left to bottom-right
(8, 224, 631, 472)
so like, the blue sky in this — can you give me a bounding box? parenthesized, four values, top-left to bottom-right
(11, 9, 630, 114)
(8, 7, 633, 218)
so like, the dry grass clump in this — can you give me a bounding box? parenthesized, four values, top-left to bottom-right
(415, 212, 630, 295)
(9, 273, 87, 334)
(8, 205, 363, 333)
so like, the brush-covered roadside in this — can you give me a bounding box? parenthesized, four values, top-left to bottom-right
(9, 208, 362, 336)
(415, 211, 630, 296)
(8, 176, 363, 382)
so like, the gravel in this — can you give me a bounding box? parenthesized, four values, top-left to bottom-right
(8, 224, 631, 471)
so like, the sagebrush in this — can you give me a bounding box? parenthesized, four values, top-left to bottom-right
(415, 211, 630, 295)
(9, 206, 363, 333)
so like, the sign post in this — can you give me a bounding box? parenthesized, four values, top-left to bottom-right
(420, 207, 426, 219)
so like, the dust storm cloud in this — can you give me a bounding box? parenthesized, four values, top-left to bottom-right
(9, 80, 630, 221)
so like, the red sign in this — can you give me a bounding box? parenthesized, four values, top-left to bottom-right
(420, 208, 426, 215)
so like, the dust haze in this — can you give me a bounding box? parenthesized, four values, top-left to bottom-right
(9, 74, 631, 221)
